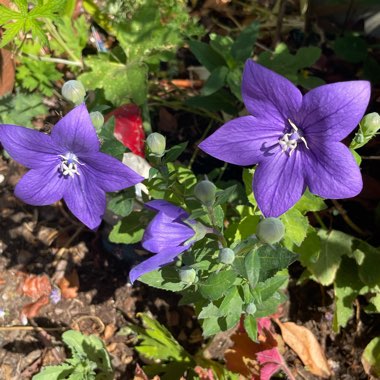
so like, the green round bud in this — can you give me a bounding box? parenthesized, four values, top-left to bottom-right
(218, 248, 235, 264)
(178, 267, 197, 284)
(194, 180, 217, 207)
(90, 111, 104, 131)
(256, 217, 285, 245)
(361, 112, 380, 136)
(61, 80, 86, 105)
(146, 132, 166, 157)
(245, 302, 256, 315)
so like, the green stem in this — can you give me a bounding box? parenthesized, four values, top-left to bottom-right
(207, 206, 228, 248)
(24, 53, 83, 67)
(313, 211, 327, 230)
(45, 20, 83, 66)
(188, 119, 214, 169)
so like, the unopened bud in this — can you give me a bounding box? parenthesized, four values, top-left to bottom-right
(61, 80, 86, 105)
(194, 180, 217, 207)
(245, 302, 256, 315)
(361, 112, 380, 136)
(218, 248, 235, 264)
(256, 217, 285, 245)
(146, 132, 166, 157)
(178, 267, 197, 284)
(90, 111, 104, 132)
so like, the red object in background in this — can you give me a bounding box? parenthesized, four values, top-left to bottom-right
(106, 104, 145, 157)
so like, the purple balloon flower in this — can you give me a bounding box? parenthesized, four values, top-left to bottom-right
(0, 104, 144, 229)
(199, 60, 371, 217)
(129, 200, 207, 284)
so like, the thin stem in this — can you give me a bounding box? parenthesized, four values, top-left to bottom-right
(24, 53, 83, 67)
(207, 205, 228, 248)
(45, 20, 82, 66)
(188, 119, 214, 169)
(331, 199, 368, 236)
(0, 325, 66, 332)
(313, 212, 327, 230)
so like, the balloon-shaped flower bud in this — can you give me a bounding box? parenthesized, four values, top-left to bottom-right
(146, 132, 166, 157)
(361, 112, 380, 136)
(61, 80, 86, 105)
(218, 248, 235, 264)
(179, 267, 197, 284)
(245, 302, 257, 315)
(256, 217, 285, 245)
(90, 111, 104, 132)
(194, 180, 217, 207)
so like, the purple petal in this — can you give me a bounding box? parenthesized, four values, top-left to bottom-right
(242, 60, 302, 123)
(304, 141, 362, 198)
(15, 165, 68, 205)
(253, 147, 305, 217)
(142, 211, 194, 253)
(51, 104, 100, 153)
(80, 151, 144, 192)
(300, 81, 371, 141)
(129, 245, 188, 284)
(145, 200, 189, 220)
(199, 116, 283, 165)
(0, 125, 60, 169)
(63, 170, 106, 229)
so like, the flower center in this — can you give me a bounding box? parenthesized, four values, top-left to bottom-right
(279, 119, 309, 156)
(58, 152, 83, 178)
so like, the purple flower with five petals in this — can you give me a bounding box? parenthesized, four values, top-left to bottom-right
(0, 104, 144, 229)
(129, 200, 208, 284)
(199, 61, 371, 217)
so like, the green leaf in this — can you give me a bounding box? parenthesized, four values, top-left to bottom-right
(139, 266, 190, 292)
(254, 274, 288, 302)
(218, 287, 243, 329)
(0, 92, 47, 127)
(109, 212, 148, 244)
(355, 240, 380, 287)
(254, 291, 287, 318)
(198, 303, 220, 319)
(244, 249, 260, 288)
(256, 245, 298, 282)
(362, 337, 380, 377)
(199, 270, 237, 300)
(214, 185, 238, 206)
(186, 89, 237, 115)
(107, 191, 134, 217)
(231, 21, 260, 62)
(163, 142, 188, 163)
(281, 208, 309, 247)
(32, 364, 73, 379)
(294, 190, 326, 213)
(79, 56, 148, 106)
(333, 256, 365, 332)
(201, 66, 228, 96)
(334, 35, 368, 63)
(243, 314, 258, 342)
(188, 39, 226, 71)
(297, 229, 353, 286)
(350, 148, 362, 166)
(98, 117, 127, 160)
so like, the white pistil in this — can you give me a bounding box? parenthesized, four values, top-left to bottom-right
(279, 119, 309, 156)
(59, 152, 84, 178)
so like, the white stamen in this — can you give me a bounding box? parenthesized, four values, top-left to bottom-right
(279, 119, 309, 156)
(58, 152, 83, 177)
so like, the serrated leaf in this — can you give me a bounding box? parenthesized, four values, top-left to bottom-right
(107, 191, 134, 217)
(218, 287, 243, 329)
(214, 185, 237, 206)
(243, 314, 258, 342)
(254, 275, 288, 303)
(256, 245, 298, 282)
(245, 249, 260, 289)
(294, 190, 326, 212)
(99, 117, 127, 160)
(0, 20, 24, 48)
(198, 303, 220, 319)
(32, 364, 73, 379)
(281, 208, 309, 247)
(163, 142, 188, 163)
(109, 212, 147, 244)
(199, 270, 237, 300)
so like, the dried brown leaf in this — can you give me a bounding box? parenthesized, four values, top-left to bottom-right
(22, 274, 52, 299)
(275, 319, 331, 378)
(0, 48, 15, 96)
(21, 295, 50, 318)
(134, 364, 160, 380)
(58, 269, 79, 299)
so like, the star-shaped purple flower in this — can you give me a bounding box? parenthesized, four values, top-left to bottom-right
(0, 104, 144, 229)
(199, 61, 371, 217)
(129, 200, 207, 284)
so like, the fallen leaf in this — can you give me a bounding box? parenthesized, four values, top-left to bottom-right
(257, 347, 294, 380)
(57, 269, 79, 299)
(361, 337, 380, 378)
(21, 295, 50, 318)
(104, 323, 117, 341)
(275, 319, 331, 378)
(106, 104, 145, 157)
(0, 48, 15, 96)
(194, 366, 215, 380)
(22, 274, 52, 299)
